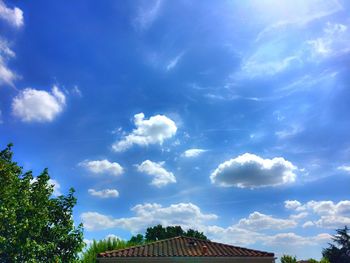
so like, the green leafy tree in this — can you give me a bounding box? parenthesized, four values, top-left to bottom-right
(307, 259, 319, 263)
(0, 144, 84, 262)
(128, 234, 144, 245)
(145, 224, 208, 242)
(185, 228, 208, 240)
(322, 226, 350, 263)
(280, 255, 297, 263)
(80, 237, 128, 263)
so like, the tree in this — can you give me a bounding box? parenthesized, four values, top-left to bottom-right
(322, 226, 350, 263)
(145, 224, 208, 242)
(128, 234, 144, 245)
(0, 144, 84, 262)
(280, 255, 297, 263)
(80, 237, 128, 263)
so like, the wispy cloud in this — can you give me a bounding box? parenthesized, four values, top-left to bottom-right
(133, 0, 163, 31)
(166, 52, 185, 71)
(256, 0, 343, 42)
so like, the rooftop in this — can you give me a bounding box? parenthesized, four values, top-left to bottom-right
(98, 236, 274, 258)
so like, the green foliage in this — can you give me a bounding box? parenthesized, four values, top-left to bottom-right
(322, 226, 350, 263)
(0, 144, 84, 262)
(145, 224, 208, 242)
(128, 234, 144, 245)
(280, 254, 297, 263)
(319, 258, 330, 263)
(307, 259, 319, 263)
(80, 237, 128, 263)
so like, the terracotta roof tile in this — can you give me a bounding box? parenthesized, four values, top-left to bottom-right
(98, 236, 274, 258)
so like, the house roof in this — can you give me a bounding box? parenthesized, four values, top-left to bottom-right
(98, 236, 274, 258)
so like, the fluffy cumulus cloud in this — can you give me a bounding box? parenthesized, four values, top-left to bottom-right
(237, 211, 297, 230)
(182, 148, 207, 158)
(285, 200, 350, 228)
(79, 159, 124, 176)
(112, 113, 177, 152)
(210, 153, 297, 188)
(136, 160, 176, 187)
(81, 202, 217, 232)
(88, 188, 119, 198)
(0, 0, 23, 27)
(12, 86, 66, 122)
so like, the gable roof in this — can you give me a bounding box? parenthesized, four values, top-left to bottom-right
(98, 236, 274, 258)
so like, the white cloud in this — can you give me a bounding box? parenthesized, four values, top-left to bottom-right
(0, 39, 16, 86)
(285, 200, 304, 211)
(303, 221, 315, 228)
(264, 232, 331, 246)
(48, 179, 62, 196)
(112, 113, 177, 152)
(237, 211, 297, 230)
(241, 55, 301, 77)
(79, 159, 124, 176)
(88, 189, 119, 198)
(136, 160, 176, 187)
(182, 148, 207, 158)
(308, 22, 349, 58)
(0, 0, 24, 28)
(337, 165, 350, 173)
(134, 0, 162, 31)
(289, 212, 308, 220)
(285, 200, 350, 228)
(255, 0, 343, 42)
(12, 86, 66, 122)
(211, 153, 297, 188)
(204, 225, 264, 246)
(166, 52, 184, 71)
(81, 202, 217, 232)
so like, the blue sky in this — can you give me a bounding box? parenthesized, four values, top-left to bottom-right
(1, 0, 350, 260)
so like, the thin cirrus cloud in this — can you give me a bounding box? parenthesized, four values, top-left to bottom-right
(79, 159, 124, 176)
(88, 189, 119, 198)
(210, 153, 297, 188)
(133, 0, 163, 31)
(182, 148, 207, 158)
(12, 86, 66, 122)
(136, 160, 176, 187)
(166, 52, 185, 71)
(0, 0, 24, 28)
(112, 113, 177, 152)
